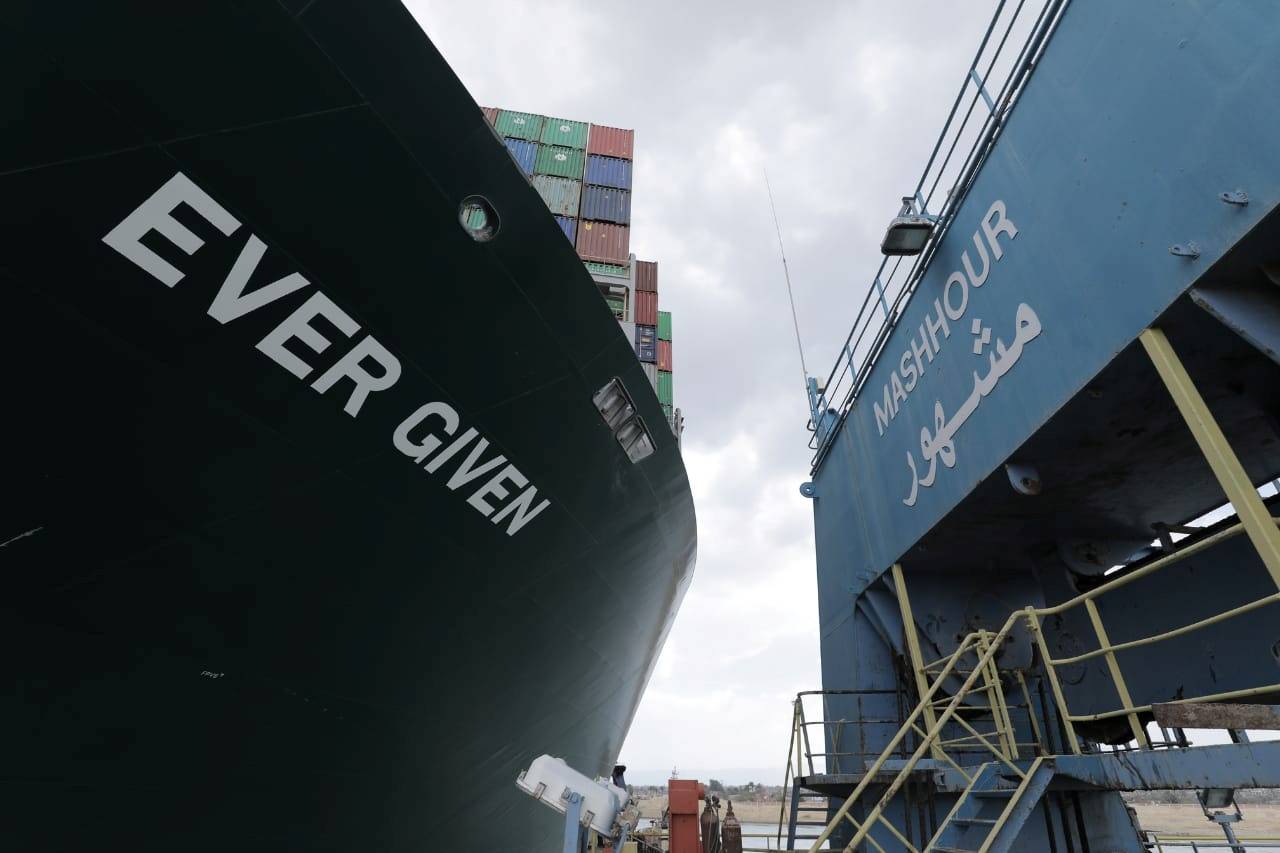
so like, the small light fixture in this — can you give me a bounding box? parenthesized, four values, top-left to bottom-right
(881, 196, 935, 256)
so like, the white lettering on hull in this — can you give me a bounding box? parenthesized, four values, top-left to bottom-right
(860, 199, 1042, 509)
(872, 199, 1019, 436)
(103, 171, 552, 536)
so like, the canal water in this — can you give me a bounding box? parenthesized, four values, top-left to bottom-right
(640, 817, 1280, 850)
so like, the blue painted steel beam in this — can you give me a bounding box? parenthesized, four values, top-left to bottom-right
(1053, 742, 1280, 791)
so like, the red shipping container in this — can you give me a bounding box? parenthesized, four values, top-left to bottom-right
(635, 260, 658, 292)
(587, 124, 635, 159)
(576, 220, 630, 264)
(657, 339, 672, 371)
(635, 290, 658, 326)
(480, 106, 499, 126)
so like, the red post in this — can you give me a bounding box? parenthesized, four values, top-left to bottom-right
(667, 779, 705, 853)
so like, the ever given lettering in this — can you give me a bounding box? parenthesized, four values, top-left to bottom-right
(102, 171, 550, 536)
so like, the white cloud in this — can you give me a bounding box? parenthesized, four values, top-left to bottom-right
(406, 0, 987, 780)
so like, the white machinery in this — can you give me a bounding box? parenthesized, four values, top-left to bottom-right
(515, 754, 634, 852)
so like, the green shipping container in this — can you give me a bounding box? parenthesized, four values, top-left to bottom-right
(585, 261, 628, 278)
(540, 117, 588, 149)
(495, 110, 543, 141)
(657, 311, 672, 341)
(535, 144, 585, 179)
(531, 175, 581, 217)
(661, 403, 674, 422)
(657, 370, 673, 405)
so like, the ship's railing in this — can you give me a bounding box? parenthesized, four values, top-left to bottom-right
(776, 689, 907, 849)
(1143, 835, 1280, 852)
(638, 828, 818, 853)
(807, 0, 1070, 469)
(807, 513, 1280, 852)
(613, 829, 1280, 853)
(1029, 517, 1280, 751)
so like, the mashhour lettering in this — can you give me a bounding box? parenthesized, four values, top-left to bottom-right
(902, 303, 1042, 507)
(873, 200, 1019, 436)
(102, 171, 550, 537)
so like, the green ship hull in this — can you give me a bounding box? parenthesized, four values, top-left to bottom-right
(1, 2, 696, 849)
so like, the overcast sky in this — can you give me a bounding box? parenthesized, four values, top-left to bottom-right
(407, 0, 995, 784)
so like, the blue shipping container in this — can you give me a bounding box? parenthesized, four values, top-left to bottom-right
(554, 215, 577, 244)
(503, 138, 537, 175)
(635, 324, 657, 346)
(585, 155, 633, 190)
(636, 342, 657, 363)
(581, 185, 632, 225)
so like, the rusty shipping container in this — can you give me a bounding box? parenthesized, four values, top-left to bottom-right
(657, 339, 672, 371)
(635, 260, 658, 293)
(481, 106, 499, 126)
(587, 124, 635, 159)
(531, 175, 581, 217)
(576, 221, 630, 265)
(580, 185, 631, 225)
(634, 289, 658, 326)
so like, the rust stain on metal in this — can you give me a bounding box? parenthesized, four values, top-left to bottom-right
(1152, 702, 1280, 730)
(586, 124, 634, 159)
(575, 221, 630, 265)
(635, 260, 658, 293)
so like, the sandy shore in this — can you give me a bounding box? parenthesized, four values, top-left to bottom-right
(1133, 803, 1280, 835)
(637, 798, 781, 823)
(637, 798, 1280, 836)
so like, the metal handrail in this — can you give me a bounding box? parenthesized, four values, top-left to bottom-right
(807, 0, 1070, 469)
(1030, 516, 1280, 748)
(776, 688, 906, 849)
(805, 516, 1280, 852)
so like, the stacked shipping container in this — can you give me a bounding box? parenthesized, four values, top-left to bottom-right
(657, 309, 673, 421)
(488, 109, 636, 266)
(483, 105, 680, 437)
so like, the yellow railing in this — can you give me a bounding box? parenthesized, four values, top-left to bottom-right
(776, 688, 907, 849)
(806, 325, 1280, 852)
(1026, 517, 1280, 753)
(808, 514, 1280, 853)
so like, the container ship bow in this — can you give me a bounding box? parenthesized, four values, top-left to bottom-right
(1, 2, 696, 850)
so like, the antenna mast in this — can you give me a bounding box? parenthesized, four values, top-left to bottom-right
(764, 169, 813, 405)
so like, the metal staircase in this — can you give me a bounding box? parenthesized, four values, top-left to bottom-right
(805, 622, 1039, 853)
(797, 511, 1280, 851)
(785, 789, 835, 851)
(925, 758, 1054, 853)
(778, 688, 918, 851)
